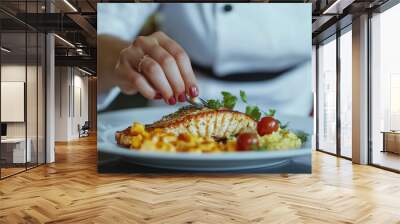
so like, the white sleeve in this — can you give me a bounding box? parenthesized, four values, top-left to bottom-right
(97, 3, 159, 41)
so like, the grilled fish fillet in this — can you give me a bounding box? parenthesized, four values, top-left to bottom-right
(116, 106, 257, 146)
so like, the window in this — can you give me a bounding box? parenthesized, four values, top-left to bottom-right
(316, 26, 353, 159)
(370, 2, 400, 171)
(317, 36, 337, 154)
(339, 28, 352, 158)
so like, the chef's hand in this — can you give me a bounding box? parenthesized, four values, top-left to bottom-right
(114, 31, 198, 105)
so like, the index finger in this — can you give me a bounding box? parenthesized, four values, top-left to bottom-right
(151, 32, 198, 97)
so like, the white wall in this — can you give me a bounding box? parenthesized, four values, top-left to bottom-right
(72, 73, 89, 138)
(54, 67, 69, 141)
(54, 67, 89, 141)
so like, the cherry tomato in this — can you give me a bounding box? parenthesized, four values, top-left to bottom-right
(236, 132, 259, 151)
(257, 116, 279, 136)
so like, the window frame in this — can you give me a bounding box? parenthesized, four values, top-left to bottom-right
(315, 24, 353, 161)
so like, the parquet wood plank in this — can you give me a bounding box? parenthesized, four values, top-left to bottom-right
(0, 135, 400, 224)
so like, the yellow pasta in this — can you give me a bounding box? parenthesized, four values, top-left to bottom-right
(128, 122, 229, 153)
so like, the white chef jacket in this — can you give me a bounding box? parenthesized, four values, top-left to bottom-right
(97, 3, 312, 116)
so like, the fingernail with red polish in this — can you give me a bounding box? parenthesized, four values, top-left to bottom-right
(168, 96, 176, 105)
(154, 92, 162, 100)
(178, 93, 186, 102)
(189, 85, 199, 97)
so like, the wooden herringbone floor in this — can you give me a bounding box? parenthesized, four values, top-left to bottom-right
(1, 135, 400, 224)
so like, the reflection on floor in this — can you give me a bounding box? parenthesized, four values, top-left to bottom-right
(0, 167, 25, 178)
(373, 150, 400, 171)
(0, 163, 43, 179)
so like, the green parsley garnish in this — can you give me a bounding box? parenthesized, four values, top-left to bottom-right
(240, 90, 247, 103)
(295, 130, 308, 143)
(221, 91, 238, 109)
(206, 99, 223, 109)
(245, 105, 261, 121)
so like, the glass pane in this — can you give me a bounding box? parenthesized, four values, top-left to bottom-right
(1, 31, 27, 177)
(317, 37, 337, 154)
(27, 31, 38, 169)
(340, 29, 352, 158)
(371, 4, 400, 171)
(26, 0, 39, 169)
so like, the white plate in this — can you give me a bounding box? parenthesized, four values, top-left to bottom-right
(98, 107, 312, 171)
